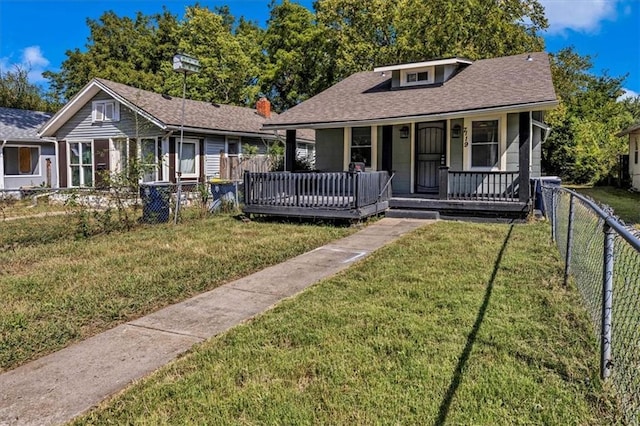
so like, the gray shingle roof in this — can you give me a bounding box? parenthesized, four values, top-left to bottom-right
(264, 52, 557, 128)
(0, 107, 52, 141)
(95, 79, 315, 141)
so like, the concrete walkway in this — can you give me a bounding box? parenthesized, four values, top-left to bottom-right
(0, 218, 431, 426)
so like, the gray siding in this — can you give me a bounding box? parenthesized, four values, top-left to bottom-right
(531, 125, 542, 177)
(242, 136, 269, 155)
(205, 135, 225, 178)
(506, 113, 519, 172)
(392, 124, 411, 193)
(2, 142, 57, 189)
(316, 128, 344, 171)
(449, 118, 464, 170)
(56, 91, 163, 140)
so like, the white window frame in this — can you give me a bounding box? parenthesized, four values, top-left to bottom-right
(177, 138, 200, 178)
(464, 115, 506, 171)
(349, 126, 373, 168)
(92, 100, 120, 123)
(3, 145, 41, 176)
(400, 66, 435, 87)
(68, 140, 94, 187)
(140, 137, 160, 182)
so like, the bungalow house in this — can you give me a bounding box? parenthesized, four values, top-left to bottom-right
(260, 52, 558, 217)
(38, 78, 314, 188)
(617, 123, 640, 191)
(0, 107, 57, 194)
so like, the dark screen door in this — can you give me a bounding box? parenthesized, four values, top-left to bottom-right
(416, 122, 445, 193)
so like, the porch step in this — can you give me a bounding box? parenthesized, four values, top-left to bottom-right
(385, 209, 440, 220)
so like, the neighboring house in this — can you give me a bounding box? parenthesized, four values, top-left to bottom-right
(38, 78, 314, 188)
(263, 52, 557, 212)
(0, 107, 57, 192)
(617, 123, 640, 191)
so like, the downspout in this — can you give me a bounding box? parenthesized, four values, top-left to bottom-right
(529, 111, 533, 174)
(0, 140, 6, 190)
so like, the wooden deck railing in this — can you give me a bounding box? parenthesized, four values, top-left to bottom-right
(244, 171, 391, 210)
(439, 168, 520, 202)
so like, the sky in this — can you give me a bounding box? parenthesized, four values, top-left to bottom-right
(0, 0, 639, 99)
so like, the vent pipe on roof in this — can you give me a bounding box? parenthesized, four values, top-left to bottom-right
(527, 54, 533, 61)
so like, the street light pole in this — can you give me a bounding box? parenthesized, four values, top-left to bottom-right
(172, 53, 200, 224)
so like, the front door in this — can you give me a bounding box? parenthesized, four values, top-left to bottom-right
(416, 121, 445, 193)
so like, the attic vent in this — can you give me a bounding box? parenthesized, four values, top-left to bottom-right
(162, 94, 172, 100)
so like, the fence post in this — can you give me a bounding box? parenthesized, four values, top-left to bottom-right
(550, 189, 557, 242)
(601, 223, 615, 380)
(563, 193, 575, 286)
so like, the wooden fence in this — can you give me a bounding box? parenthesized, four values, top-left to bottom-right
(220, 154, 279, 181)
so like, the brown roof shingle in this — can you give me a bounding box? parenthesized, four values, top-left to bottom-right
(95, 79, 314, 141)
(264, 52, 557, 128)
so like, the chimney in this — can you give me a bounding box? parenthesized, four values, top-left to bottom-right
(256, 97, 271, 119)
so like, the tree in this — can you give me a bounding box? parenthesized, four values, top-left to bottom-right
(0, 66, 57, 112)
(314, 0, 548, 80)
(544, 47, 634, 184)
(44, 9, 180, 103)
(260, 0, 333, 111)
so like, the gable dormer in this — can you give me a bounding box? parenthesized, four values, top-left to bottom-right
(374, 57, 473, 89)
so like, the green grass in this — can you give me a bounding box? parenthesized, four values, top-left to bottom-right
(572, 186, 640, 226)
(0, 215, 356, 372)
(0, 196, 68, 219)
(74, 221, 620, 425)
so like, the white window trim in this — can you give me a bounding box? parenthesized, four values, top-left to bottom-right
(400, 66, 435, 87)
(177, 138, 200, 178)
(349, 126, 373, 169)
(92, 100, 120, 123)
(140, 137, 161, 183)
(67, 140, 94, 187)
(3, 145, 42, 176)
(463, 115, 507, 171)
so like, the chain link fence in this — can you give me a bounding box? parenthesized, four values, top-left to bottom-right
(1, 181, 241, 228)
(541, 185, 640, 424)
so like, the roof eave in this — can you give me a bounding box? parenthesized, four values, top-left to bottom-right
(38, 79, 167, 137)
(165, 125, 314, 143)
(263, 100, 559, 130)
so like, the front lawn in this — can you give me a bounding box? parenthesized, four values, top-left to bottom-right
(76, 221, 620, 425)
(573, 186, 640, 226)
(0, 215, 356, 371)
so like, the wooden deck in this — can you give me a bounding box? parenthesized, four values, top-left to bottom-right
(243, 171, 391, 220)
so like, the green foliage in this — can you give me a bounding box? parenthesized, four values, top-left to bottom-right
(0, 66, 58, 112)
(544, 47, 636, 184)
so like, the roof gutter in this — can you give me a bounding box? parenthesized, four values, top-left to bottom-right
(262, 100, 559, 130)
(165, 125, 313, 142)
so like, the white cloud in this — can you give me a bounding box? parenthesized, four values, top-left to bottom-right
(22, 46, 49, 69)
(619, 88, 639, 101)
(0, 45, 51, 84)
(540, 0, 623, 34)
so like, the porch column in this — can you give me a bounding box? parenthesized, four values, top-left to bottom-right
(519, 112, 531, 202)
(285, 129, 296, 172)
(439, 166, 449, 200)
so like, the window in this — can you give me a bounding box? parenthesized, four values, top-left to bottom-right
(178, 139, 199, 177)
(141, 138, 160, 182)
(69, 142, 93, 187)
(471, 120, 499, 168)
(407, 71, 429, 83)
(401, 66, 434, 87)
(227, 137, 240, 156)
(92, 100, 120, 122)
(3, 146, 39, 175)
(350, 127, 372, 166)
